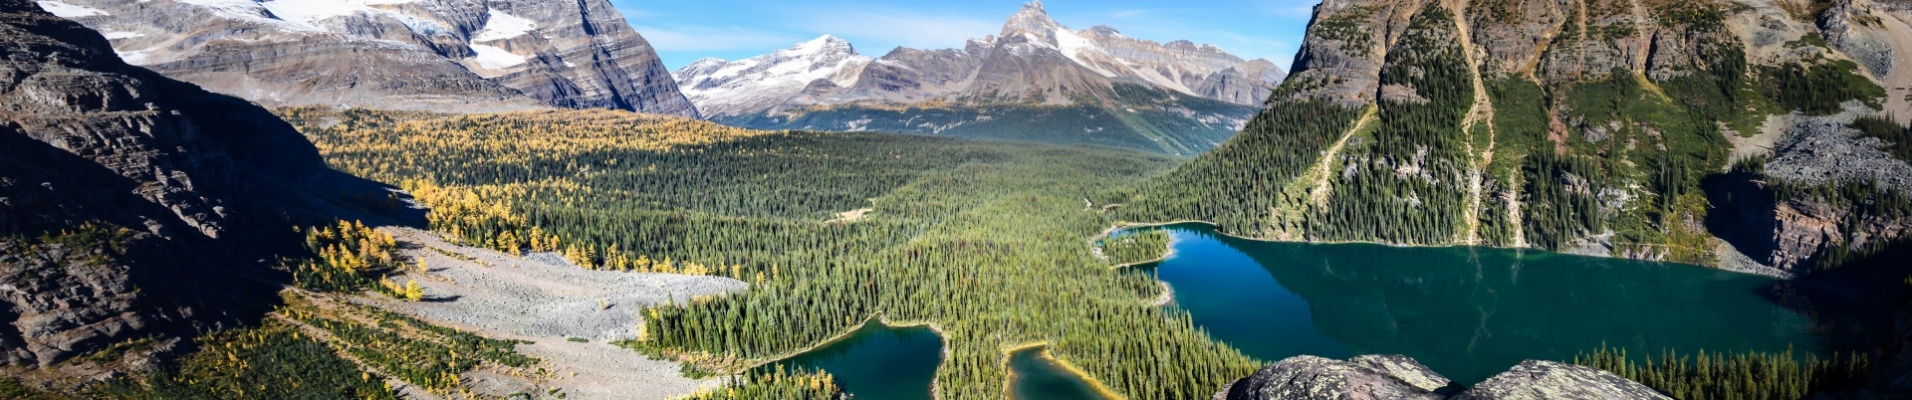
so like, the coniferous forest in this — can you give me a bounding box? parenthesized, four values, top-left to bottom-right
(288, 108, 1261, 399)
(15, 0, 1912, 398)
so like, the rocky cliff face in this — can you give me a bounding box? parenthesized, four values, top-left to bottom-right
(1223, 356, 1667, 400)
(671, 1, 1285, 155)
(1, 0, 361, 369)
(1124, 0, 1912, 274)
(37, 0, 698, 117)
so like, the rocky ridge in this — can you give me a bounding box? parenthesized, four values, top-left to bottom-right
(1, 0, 372, 370)
(1222, 355, 1667, 400)
(37, 0, 698, 116)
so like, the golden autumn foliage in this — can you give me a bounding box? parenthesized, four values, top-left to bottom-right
(290, 107, 1256, 399)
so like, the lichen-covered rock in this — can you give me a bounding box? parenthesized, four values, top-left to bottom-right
(1451, 360, 1670, 400)
(1224, 357, 1669, 400)
(1224, 355, 1456, 400)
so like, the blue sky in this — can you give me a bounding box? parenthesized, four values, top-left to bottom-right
(614, 0, 1322, 71)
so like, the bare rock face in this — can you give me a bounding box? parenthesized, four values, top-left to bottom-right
(1465, 0, 1568, 77)
(1823, 0, 1898, 79)
(1281, 0, 1423, 107)
(1, 0, 343, 368)
(1224, 355, 1458, 400)
(1452, 361, 1670, 400)
(42, 0, 697, 117)
(1225, 357, 1667, 400)
(1196, 59, 1287, 106)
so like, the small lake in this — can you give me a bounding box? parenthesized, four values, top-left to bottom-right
(1131, 223, 1826, 384)
(760, 321, 943, 400)
(1007, 346, 1105, 400)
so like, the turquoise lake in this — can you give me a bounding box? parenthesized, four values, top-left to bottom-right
(759, 321, 943, 400)
(1133, 223, 1826, 384)
(1007, 347, 1105, 400)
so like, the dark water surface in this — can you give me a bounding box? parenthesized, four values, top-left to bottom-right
(1134, 223, 1824, 384)
(1007, 347, 1105, 400)
(760, 321, 943, 400)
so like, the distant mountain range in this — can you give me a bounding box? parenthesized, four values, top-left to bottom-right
(37, 0, 699, 116)
(673, 1, 1287, 155)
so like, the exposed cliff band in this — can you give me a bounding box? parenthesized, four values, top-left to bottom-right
(38, 0, 699, 117)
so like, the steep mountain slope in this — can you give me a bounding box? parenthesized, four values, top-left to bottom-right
(673, 1, 1285, 155)
(38, 0, 698, 116)
(0, 0, 376, 370)
(1116, 0, 1912, 275)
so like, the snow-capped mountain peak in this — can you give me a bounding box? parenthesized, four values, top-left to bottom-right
(793, 34, 855, 54)
(673, 35, 874, 117)
(673, 1, 1286, 121)
(1000, 0, 1062, 46)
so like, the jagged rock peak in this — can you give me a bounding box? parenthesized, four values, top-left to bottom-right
(1002, 0, 1062, 41)
(1022, 0, 1045, 13)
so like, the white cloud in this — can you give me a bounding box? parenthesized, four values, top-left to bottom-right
(793, 10, 997, 50)
(633, 24, 807, 53)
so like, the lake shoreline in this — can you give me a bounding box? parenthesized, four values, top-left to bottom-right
(739, 312, 952, 400)
(1001, 343, 1127, 400)
(1099, 220, 1783, 279)
(1128, 222, 1824, 384)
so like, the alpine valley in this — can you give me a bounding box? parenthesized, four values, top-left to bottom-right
(672, 1, 1287, 155)
(5, 0, 1912, 399)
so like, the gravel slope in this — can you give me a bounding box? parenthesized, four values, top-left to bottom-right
(365, 227, 746, 399)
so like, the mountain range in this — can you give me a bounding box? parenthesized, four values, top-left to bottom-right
(1118, 0, 1912, 276)
(35, 0, 699, 116)
(673, 1, 1287, 155)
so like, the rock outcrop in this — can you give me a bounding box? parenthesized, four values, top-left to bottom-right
(1225, 356, 1667, 400)
(1452, 361, 1670, 400)
(38, 0, 698, 117)
(1223, 355, 1457, 400)
(1, 0, 368, 369)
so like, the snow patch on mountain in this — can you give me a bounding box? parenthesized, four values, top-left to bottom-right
(36, 0, 105, 18)
(1054, 27, 1112, 77)
(473, 9, 536, 41)
(468, 43, 528, 69)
